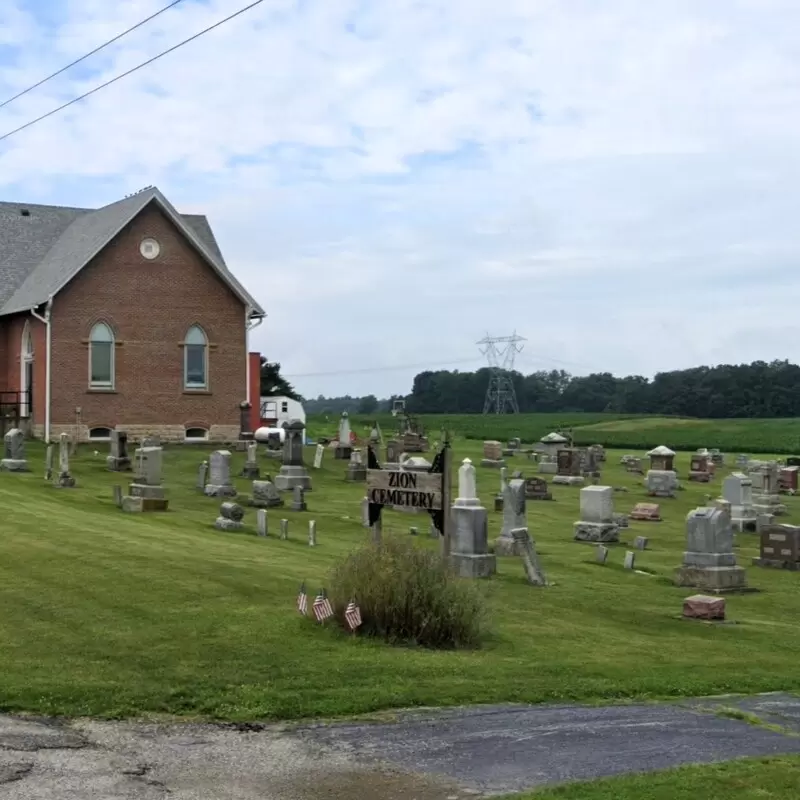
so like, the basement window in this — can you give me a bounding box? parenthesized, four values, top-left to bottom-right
(89, 427, 112, 441)
(185, 427, 209, 442)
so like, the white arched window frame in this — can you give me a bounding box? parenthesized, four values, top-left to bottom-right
(20, 320, 34, 417)
(184, 325, 208, 389)
(89, 322, 115, 388)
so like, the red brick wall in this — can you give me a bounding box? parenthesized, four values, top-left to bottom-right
(48, 202, 249, 439)
(248, 351, 262, 431)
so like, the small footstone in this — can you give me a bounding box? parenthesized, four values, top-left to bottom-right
(596, 545, 609, 564)
(623, 550, 636, 570)
(683, 594, 726, 620)
(280, 519, 289, 540)
(634, 536, 648, 550)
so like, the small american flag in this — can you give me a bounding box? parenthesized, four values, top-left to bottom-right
(297, 582, 308, 616)
(344, 598, 362, 631)
(313, 589, 334, 622)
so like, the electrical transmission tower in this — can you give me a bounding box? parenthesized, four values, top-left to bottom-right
(477, 332, 526, 414)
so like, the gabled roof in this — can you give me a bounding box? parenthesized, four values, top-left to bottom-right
(540, 432, 568, 443)
(0, 187, 264, 317)
(647, 445, 675, 456)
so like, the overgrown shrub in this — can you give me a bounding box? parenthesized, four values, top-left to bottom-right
(328, 537, 490, 649)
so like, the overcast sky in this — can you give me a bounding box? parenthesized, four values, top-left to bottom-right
(1, 0, 799, 399)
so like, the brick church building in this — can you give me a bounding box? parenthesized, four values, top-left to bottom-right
(0, 186, 265, 443)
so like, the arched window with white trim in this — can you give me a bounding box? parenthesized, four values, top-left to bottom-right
(89, 322, 115, 389)
(184, 325, 208, 389)
(20, 320, 34, 417)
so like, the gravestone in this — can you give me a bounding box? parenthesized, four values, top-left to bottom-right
(630, 502, 662, 521)
(385, 439, 401, 466)
(240, 441, 260, 480)
(450, 458, 496, 578)
(481, 440, 505, 468)
(494, 477, 528, 556)
(196, 461, 208, 491)
(204, 450, 238, 497)
(539, 432, 568, 459)
(538, 454, 558, 475)
(280, 519, 289, 540)
(113, 485, 123, 508)
(683, 594, 726, 621)
(274, 419, 312, 491)
(256, 509, 268, 537)
(623, 551, 636, 570)
(722, 473, 756, 532)
(334, 412, 353, 459)
(589, 444, 606, 463)
(688, 455, 712, 482)
(308, 520, 317, 547)
(524, 476, 552, 501)
(674, 506, 747, 592)
(0, 428, 29, 472)
(634, 536, 648, 550)
(494, 466, 508, 512)
(646, 470, 678, 498)
(250, 479, 284, 508)
(361, 496, 370, 527)
(291, 485, 308, 512)
(574, 485, 619, 542)
(44, 444, 54, 481)
(710, 449, 725, 467)
(122, 446, 169, 512)
(596, 545, 609, 564)
(647, 445, 676, 472)
(141, 435, 160, 448)
(552, 448, 585, 486)
(313, 444, 325, 469)
(736, 454, 751, 467)
(346, 449, 367, 482)
(753, 524, 800, 570)
(779, 466, 799, 494)
(215, 501, 244, 532)
(54, 432, 76, 488)
(751, 463, 787, 516)
(510, 527, 546, 586)
(625, 457, 644, 475)
(106, 430, 132, 471)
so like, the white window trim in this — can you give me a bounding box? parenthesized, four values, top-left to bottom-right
(184, 428, 209, 442)
(89, 324, 115, 389)
(88, 428, 112, 442)
(183, 326, 208, 390)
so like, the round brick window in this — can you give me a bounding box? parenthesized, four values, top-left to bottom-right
(140, 237, 161, 260)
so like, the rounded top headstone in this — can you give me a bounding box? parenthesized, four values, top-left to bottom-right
(285, 418, 305, 431)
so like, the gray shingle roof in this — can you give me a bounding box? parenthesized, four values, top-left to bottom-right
(0, 187, 264, 317)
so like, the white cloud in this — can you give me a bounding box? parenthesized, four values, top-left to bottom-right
(2, 0, 800, 397)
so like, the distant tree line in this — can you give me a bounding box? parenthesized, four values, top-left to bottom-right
(304, 394, 405, 416)
(404, 360, 800, 419)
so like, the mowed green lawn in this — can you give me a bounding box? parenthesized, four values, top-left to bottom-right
(1, 439, 800, 721)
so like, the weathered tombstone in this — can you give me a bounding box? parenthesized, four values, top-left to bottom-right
(630, 502, 662, 521)
(573, 486, 619, 542)
(779, 466, 799, 494)
(240, 441, 260, 480)
(385, 439, 401, 465)
(674, 506, 747, 592)
(141, 435, 160, 448)
(250, 479, 284, 508)
(308, 520, 317, 547)
(44, 444, 54, 481)
(256, 508, 268, 537)
(122, 446, 169, 512)
(752, 463, 788, 516)
(237, 400, 254, 451)
(450, 458, 496, 578)
(524, 476, 552, 501)
(204, 450, 238, 497)
(634, 536, 649, 550)
(539, 431, 568, 459)
(625, 457, 644, 474)
(274, 419, 312, 491)
(334, 412, 353, 459)
(107, 430, 132, 471)
(552, 448, 585, 486)
(596, 545, 609, 564)
(113, 484, 123, 508)
(215, 501, 245, 532)
(291, 485, 307, 512)
(196, 461, 208, 491)
(0, 428, 29, 472)
(753, 523, 800, 570)
(756, 512, 775, 534)
(494, 466, 508, 511)
(646, 470, 678, 498)
(494, 478, 527, 556)
(361, 496, 370, 527)
(346, 449, 367, 482)
(683, 594, 726, 621)
(722, 473, 756, 532)
(481, 440, 505, 468)
(280, 518, 289, 540)
(313, 443, 325, 469)
(54, 432, 76, 487)
(623, 551, 636, 570)
(688, 454, 712, 482)
(510, 527, 546, 586)
(647, 445, 676, 472)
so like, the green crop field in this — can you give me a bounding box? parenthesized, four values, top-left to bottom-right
(309, 413, 800, 455)
(1, 438, 799, 723)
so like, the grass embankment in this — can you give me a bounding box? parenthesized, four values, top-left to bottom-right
(0, 440, 799, 720)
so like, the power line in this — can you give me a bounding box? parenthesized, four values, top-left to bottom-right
(285, 357, 482, 379)
(0, 0, 186, 112)
(0, 0, 266, 145)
